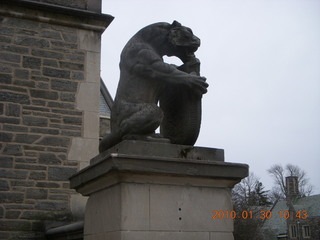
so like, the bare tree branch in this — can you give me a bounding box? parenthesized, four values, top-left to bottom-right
(267, 164, 314, 199)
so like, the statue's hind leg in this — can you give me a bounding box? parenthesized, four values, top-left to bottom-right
(99, 102, 164, 153)
(119, 103, 163, 137)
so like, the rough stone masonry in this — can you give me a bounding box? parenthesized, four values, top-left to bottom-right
(0, 0, 113, 239)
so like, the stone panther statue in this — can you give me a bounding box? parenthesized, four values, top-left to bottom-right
(99, 21, 208, 153)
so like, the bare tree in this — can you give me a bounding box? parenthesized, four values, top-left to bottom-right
(267, 164, 313, 200)
(232, 173, 270, 240)
(233, 172, 259, 208)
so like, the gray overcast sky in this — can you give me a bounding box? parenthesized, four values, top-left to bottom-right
(100, 0, 320, 193)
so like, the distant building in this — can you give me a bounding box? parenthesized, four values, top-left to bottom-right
(99, 79, 113, 138)
(262, 177, 320, 240)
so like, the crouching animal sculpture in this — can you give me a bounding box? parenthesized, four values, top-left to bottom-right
(99, 21, 208, 153)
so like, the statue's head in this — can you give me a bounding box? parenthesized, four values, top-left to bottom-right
(167, 21, 200, 62)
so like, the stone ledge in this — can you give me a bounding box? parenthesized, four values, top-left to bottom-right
(91, 140, 225, 165)
(0, 0, 114, 32)
(70, 141, 248, 195)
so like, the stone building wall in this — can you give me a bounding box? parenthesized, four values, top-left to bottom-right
(0, 1, 113, 239)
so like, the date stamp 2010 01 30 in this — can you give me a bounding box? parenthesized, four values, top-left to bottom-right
(211, 210, 308, 220)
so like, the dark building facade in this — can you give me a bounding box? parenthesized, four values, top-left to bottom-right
(0, 0, 113, 239)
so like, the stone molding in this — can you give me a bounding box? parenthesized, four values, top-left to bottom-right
(0, 0, 114, 33)
(70, 140, 249, 195)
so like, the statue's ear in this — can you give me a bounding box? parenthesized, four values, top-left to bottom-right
(171, 20, 181, 28)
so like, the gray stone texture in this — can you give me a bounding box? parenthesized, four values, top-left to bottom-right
(71, 140, 248, 240)
(0, 0, 113, 238)
(0, 0, 114, 237)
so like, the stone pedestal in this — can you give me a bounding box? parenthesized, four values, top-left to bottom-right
(70, 140, 248, 240)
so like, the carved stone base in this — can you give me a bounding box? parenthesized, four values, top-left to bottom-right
(70, 140, 248, 240)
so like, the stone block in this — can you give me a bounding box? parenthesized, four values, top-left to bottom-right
(51, 40, 77, 49)
(84, 52, 100, 83)
(14, 36, 49, 48)
(23, 56, 41, 69)
(70, 194, 88, 220)
(36, 82, 49, 89)
(71, 141, 248, 240)
(79, 29, 101, 52)
(60, 61, 84, 70)
(60, 92, 76, 102)
(0, 206, 4, 218)
(15, 29, 38, 36)
(0, 35, 11, 43)
(0, 91, 30, 104)
(31, 75, 50, 82)
(83, 111, 99, 139)
(0, 192, 24, 203)
(31, 49, 64, 60)
(0, 117, 20, 125)
(68, 138, 99, 164)
(0, 169, 28, 179)
(26, 188, 48, 199)
(121, 184, 150, 230)
(76, 82, 99, 111)
(62, 33, 77, 43)
(36, 136, 70, 147)
(71, 71, 84, 80)
(13, 79, 36, 88)
(0, 156, 14, 168)
(10, 180, 34, 187)
(52, 109, 82, 116)
(39, 30, 62, 40)
(5, 211, 21, 219)
(0, 220, 31, 231)
(35, 201, 68, 211)
(7, 17, 39, 30)
(39, 153, 61, 165)
(48, 166, 77, 181)
(15, 157, 37, 163)
(24, 105, 53, 112)
(0, 65, 12, 73)
(29, 172, 47, 180)
(61, 130, 81, 137)
(123, 231, 210, 240)
(0, 179, 10, 191)
(0, 73, 12, 84)
(14, 69, 29, 79)
(23, 116, 48, 127)
(0, 26, 14, 36)
(43, 59, 59, 67)
(30, 128, 58, 135)
(1, 44, 29, 54)
(15, 164, 46, 171)
(47, 102, 75, 109)
(84, 185, 121, 235)
(43, 67, 70, 79)
(3, 125, 28, 132)
(15, 134, 41, 144)
(51, 79, 77, 92)
(3, 144, 23, 156)
(0, 132, 14, 142)
(0, 52, 20, 63)
(36, 182, 59, 188)
(210, 232, 234, 240)
(149, 185, 232, 232)
(6, 103, 21, 117)
(30, 89, 58, 100)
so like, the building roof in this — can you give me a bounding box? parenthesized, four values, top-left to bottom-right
(100, 78, 113, 116)
(262, 194, 320, 236)
(293, 194, 320, 217)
